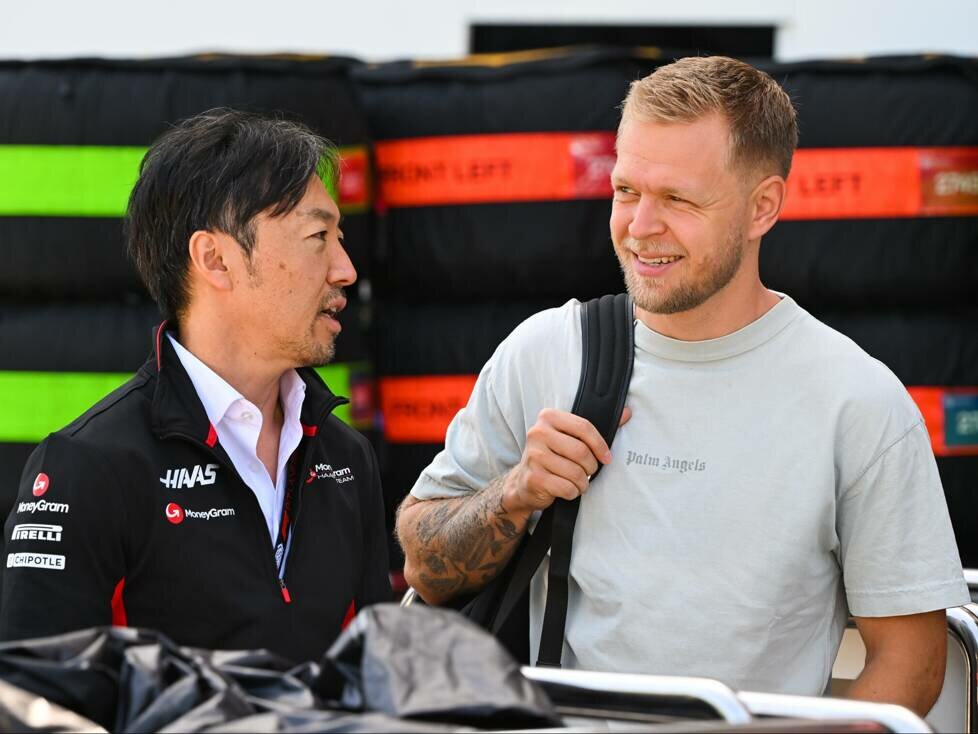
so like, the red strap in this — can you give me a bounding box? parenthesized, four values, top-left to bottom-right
(205, 423, 218, 448)
(155, 321, 168, 371)
(279, 508, 290, 543)
(111, 578, 127, 627)
(341, 599, 357, 630)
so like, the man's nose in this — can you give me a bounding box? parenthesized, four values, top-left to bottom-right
(329, 240, 357, 287)
(628, 197, 668, 241)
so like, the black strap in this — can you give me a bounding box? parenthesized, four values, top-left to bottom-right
(479, 295, 634, 657)
(275, 443, 309, 578)
(536, 293, 634, 667)
(488, 505, 553, 636)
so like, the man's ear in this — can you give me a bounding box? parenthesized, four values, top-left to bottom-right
(747, 175, 787, 241)
(187, 230, 234, 292)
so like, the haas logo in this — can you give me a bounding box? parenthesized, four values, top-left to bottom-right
(32, 473, 50, 497)
(165, 503, 185, 525)
(160, 464, 218, 490)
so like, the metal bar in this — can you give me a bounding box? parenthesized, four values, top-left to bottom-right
(521, 666, 752, 725)
(738, 691, 931, 733)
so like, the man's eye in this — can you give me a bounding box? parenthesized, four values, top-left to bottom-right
(311, 231, 328, 240)
(667, 195, 687, 203)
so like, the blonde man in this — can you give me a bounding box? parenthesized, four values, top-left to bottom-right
(396, 56, 968, 715)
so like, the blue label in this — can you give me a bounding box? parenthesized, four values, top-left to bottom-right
(944, 394, 978, 448)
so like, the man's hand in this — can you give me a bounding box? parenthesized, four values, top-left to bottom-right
(505, 406, 632, 513)
(397, 406, 631, 605)
(847, 610, 947, 716)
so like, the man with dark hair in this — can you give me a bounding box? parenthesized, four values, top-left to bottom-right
(0, 109, 390, 661)
(396, 57, 968, 714)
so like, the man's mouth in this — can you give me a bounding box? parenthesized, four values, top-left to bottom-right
(636, 254, 683, 265)
(318, 296, 347, 320)
(632, 251, 685, 277)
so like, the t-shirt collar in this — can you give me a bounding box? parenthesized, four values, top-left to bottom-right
(633, 292, 803, 362)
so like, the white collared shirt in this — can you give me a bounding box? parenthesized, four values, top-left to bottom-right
(168, 334, 306, 545)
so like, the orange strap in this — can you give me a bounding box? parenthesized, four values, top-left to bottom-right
(784, 147, 978, 219)
(380, 375, 978, 457)
(907, 387, 978, 457)
(374, 132, 615, 207)
(374, 133, 978, 218)
(379, 375, 479, 443)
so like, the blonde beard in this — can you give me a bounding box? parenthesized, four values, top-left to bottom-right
(617, 230, 746, 315)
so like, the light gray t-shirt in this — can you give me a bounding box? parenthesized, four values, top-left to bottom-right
(411, 296, 969, 695)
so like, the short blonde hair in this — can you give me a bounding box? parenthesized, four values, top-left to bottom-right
(620, 56, 798, 178)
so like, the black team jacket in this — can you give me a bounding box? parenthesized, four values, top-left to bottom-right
(0, 324, 391, 662)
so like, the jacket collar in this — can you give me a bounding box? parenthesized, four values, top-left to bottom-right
(147, 322, 348, 447)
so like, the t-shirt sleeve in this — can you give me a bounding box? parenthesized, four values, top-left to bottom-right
(410, 301, 582, 501)
(410, 358, 528, 501)
(0, 434, 126, 640)
(838, 421, 969, 617)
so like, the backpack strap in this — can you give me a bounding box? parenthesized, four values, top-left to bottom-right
(536, 293, 634, 667)
(485, 294, 634, 655)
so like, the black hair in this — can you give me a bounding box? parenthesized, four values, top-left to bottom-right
(125, 108, 337, 321)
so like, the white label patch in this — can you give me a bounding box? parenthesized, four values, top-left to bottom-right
(11, 524, 62, 542)
(17, 500, 70, 515)
(7, 552, 65, 570)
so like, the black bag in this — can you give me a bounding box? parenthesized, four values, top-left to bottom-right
(461, 293, 635, 666)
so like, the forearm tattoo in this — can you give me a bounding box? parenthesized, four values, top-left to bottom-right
(404, 477, 526, 599)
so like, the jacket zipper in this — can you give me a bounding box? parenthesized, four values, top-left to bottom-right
(164, 394, 349, 605)
(275, 394, 348, 604)
(163, 433, 295, 603)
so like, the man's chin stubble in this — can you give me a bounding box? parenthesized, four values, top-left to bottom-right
(304, 340, 335, 368)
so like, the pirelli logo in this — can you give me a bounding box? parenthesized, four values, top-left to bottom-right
(11, 523, 62, 542)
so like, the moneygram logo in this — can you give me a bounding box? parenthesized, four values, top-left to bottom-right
(165, 502, 185, 524)
(17, 500, 69, 515)
(307, 463, 355, 485)
(32, 473, 50, 497)
(164, 503, 235, 523)
(186, 507, 236, 520)
(11, 523, 62, 542)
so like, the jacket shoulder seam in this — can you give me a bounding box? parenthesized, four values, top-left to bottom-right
(62, 372, 152, 438)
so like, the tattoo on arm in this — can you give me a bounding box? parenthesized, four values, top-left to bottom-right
(401, 476, 528, 601)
